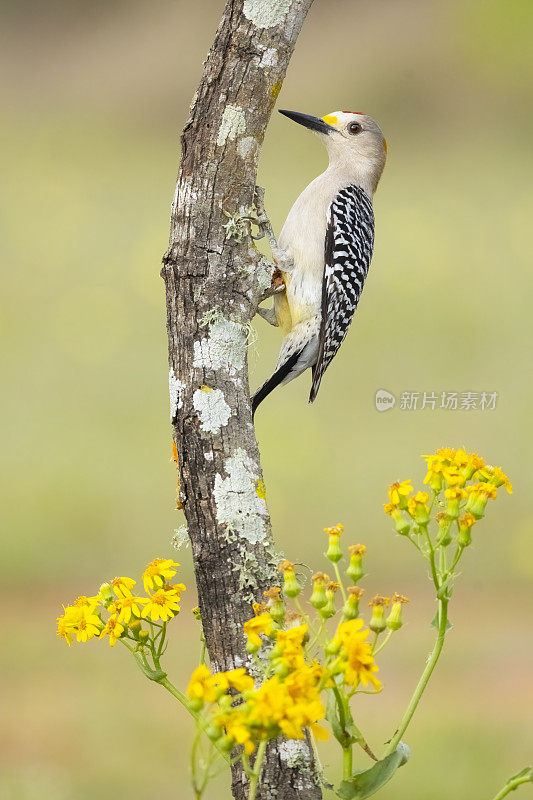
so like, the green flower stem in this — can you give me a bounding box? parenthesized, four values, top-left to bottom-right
(373, 629, 393, 656)
(385, 598, 449, 756)
(422, 526, 439, 590)
(343, 744, 353, 781)
(333, 563, 348, 603)
(491, 770, 533, 800)
(191, 729, 203, 799)
(156, 622, 167, 657)
(248, 739, 267, 800)
(307, 618, 326, 652)
(294, 596, 310, 623)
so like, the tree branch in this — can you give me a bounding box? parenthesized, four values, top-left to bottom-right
(162, 1, 320, 797)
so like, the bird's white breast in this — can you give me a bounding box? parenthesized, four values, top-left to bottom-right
(276, 167, 357, 328)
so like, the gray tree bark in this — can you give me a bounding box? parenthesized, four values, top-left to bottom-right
(162, 1, 321, 798)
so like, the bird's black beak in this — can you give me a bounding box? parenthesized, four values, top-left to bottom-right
(278, 109, 333, 135)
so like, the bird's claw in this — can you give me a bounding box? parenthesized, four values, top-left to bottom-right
(271, 268, 285, 292)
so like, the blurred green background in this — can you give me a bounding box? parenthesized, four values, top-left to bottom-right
(1, 0, 532, 797)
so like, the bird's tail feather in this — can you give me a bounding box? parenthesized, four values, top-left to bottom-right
(309, 364, 323, 403)
(251, 350, 302, 418)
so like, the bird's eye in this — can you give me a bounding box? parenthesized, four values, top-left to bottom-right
(348, 121, 362, 135)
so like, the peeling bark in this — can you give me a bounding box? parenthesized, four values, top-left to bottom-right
(162, 1, 321, 798)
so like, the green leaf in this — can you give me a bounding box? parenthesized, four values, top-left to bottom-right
(337, 743, 410, 800)
(430, 611, 452, 630)
(326, 690, 347, 745)
(509, 767, 533, 782)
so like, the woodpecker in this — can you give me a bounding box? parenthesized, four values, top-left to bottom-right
(252, 109, 387, 415)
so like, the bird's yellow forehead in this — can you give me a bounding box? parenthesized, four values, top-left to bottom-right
(321, 114, 338, 126)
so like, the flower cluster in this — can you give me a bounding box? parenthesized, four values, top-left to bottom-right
(56, 558, 186, 647)
(184, 525, 407, 761)
(384, 447, 512, 547)
(189, 624, 326, 755)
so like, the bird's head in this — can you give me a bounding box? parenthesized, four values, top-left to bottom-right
(279, 109, 387, 192)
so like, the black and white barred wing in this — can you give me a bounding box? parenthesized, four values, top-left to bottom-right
(309, 185, 375, 402)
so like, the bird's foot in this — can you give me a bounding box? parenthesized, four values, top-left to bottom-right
(271, 267, 285, 293)
(253, 186, 294, 273)
(257, 306, 278, 327)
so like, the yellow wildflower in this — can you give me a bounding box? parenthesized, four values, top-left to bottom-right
(111, 594, 147, 624)
(388, 480, 413, 508)
(110, 576, 136, 598)
(141, 586, 181, 622)
(73, 595, 100, 611)
(443, 467, 466, 487)
(187, 665, 217, 704)
(213, 668, 254, 695)
(243, 612, 273, 651)
(435, 447, 456, 461)
(333, 619, 381, 689)
(271, 625, 308, 671)
(56, 605, 83, 646)
(99, 616, 125, 647)
(142, 558, 179, 592)
(217, 711, 255, 754)
(407, 491, 430, 524)
(423, 456, 446, 491)
(74, 607, 102, 643)
(476, 465, 513, 494)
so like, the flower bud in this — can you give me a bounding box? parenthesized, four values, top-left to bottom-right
(218, 694, 233, 711)
(218, 735, 235, 752)
(384, 504, 410, 535)
(309, 573, 328, 610)
(386, 593, 409, 631)
(457, 512, 477, 547)
(369, 595, 390, 634)
(128, 620, 143, 640)
(342, 586, 364, 620)
(263, 587, 285, 623)
(347, 545, 366, 583)
(436, 512, 452, 546)
(465, 483, 497, 519)
(324, 523, 344, 563)
(319, 582, 339, 619)
(325, 638, 342, 656)
(98, 583, 113, 607)
(407, 492, 430, 525)
(273, 660, 290, 679)
(138, 630, 149, 645)
(278, 560, 301, 598)
(205, 724, 223, 742)
(188, 696, 204, 712)
(246, 638, 260, 655)
(444, 487, 466, 520)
